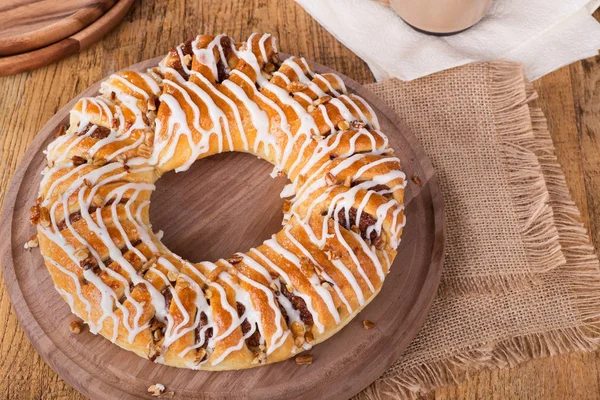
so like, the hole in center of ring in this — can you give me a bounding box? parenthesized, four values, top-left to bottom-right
(149, 152, 289, 263)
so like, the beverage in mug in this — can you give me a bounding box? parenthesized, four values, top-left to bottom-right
(390, 0, 493, 35)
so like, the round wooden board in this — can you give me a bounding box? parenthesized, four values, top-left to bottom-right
(0, 0, 135, 76)
(0, 56, 445, 400)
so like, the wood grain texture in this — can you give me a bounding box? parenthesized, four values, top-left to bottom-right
(0, 56, 444, 399)
(0, 0, 136, 76)
(0, 1, 598, 399)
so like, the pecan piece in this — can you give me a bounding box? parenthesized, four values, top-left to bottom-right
(69, 320, 83, 334)
(227, 254, 243, 264)
(363, 320, 376, 330)
(24, 235, 39, 250)
(325, 172, 336, 186)
(29, 205, 41, 225)
(337, 120, 350, 131)
(295, 354, 313, 365)
(286, 82, 308, 92)
(147, 383, 165, 397)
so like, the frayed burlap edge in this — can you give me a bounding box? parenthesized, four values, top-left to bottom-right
(490, 63, 565, 276)
(530, 108, 600, 329)
(356, 64, 600, 399)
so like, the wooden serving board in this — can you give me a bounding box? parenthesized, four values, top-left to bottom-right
(0, 0, 136, 76)
(0, 56, 445, 400)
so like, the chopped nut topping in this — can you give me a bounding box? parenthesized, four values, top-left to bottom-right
(205, 288, 213, 299)
(139, 257, 157, 275)
(80, 256, 97, 270)
(71, 155, 87, 166)
(285, 284, 294, 294)
(55, 124, 67, 138)
(343, 176, 352, 187)
(269, 282, 279, 293)
(167, 270, 179, 283)
(411, 175, 422, 185)
(148, 321, 164, 338)
(321, 281, 333, 291)
(194, 348, 207, 365)
(153, 328, 164, 342)
(286, 82, 308, 92)
(146, 110, 157, 126)
(29, 205, 41, 225)
(227, 254, 243, 264)
(272, 54, 280, 64)
(110, 91, 116, 100)
(337, 120, 350, 131)
(116, 154, 128, 164)
(312, 133, 325, 141)
(38, 207, 51, 228)
(183, 54, 193, 67)
(291, 321, 305, 339)
(363, 320, 376, 330)
(111, 117, 120, 130)
(147, 383, 165, 397)
(307, 104, 316, 113)
(83, 178, 92, 187)
(92, 157, 107, 166)
(313, 95, 332, 106)
(295, 354, 313, 365)
(69, 320, 82, 334)
(264, 62, 275, 73)
(325, 172, 336, 186)
(24, 235, 39, 250)
(148, 343, 160, 362)
(325, 249, 340, 261)
(252, 351, 267, 365)
(74, 247, 90, 261)
(295, 335, 305, 347)
(351, 120, 366, 129)
(373, 234, 386, 250)
(305, 331, 315, 345)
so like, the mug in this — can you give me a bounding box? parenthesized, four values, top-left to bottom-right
(389, 0, 493, 36)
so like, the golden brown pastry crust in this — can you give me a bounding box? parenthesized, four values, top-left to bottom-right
(31, 33, 406, 370)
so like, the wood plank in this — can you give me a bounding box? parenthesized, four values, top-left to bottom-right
(0, 0, 599, 399)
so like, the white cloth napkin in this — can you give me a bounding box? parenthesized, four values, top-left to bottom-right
(295, 0, 600, 81)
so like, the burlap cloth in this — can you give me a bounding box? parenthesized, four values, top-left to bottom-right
(357, 62, 600, 399)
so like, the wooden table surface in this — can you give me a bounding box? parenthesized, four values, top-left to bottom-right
(0, 1, 599, 399)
